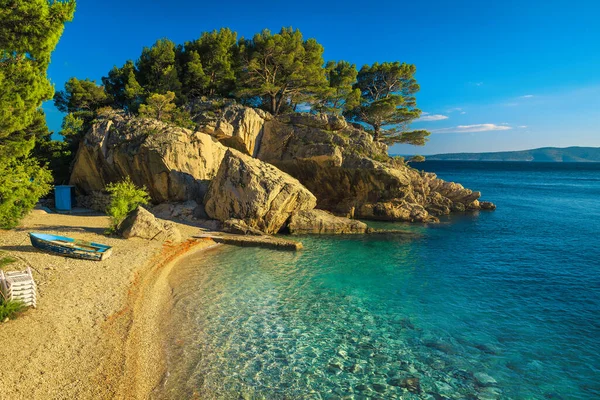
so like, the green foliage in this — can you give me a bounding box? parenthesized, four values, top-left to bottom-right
(50, 77, 111, 180)
(0, 299, 26, 321)
(178, 49, 209, 101)
(389, 155, 406, 167)
(19, 109, 71, 184)
(371, 153, 390, 163)
(102, 60, 144, 111)
(138, 91, 177, 122)
(170, 108, 195, 130)
(314, 61, 360, 114)
(60, 112, 84, 137)
(32, 136, 72, 184)
(54, 77, 109, 114)
(408, 155, 426, 162)
(0, 0, 75, 136)
(105, 177, 150, 232)
(0, 152, 52, 228)
(136, 39, 181, 98)
(181, 28, 237, 99)
(237, 27, 328, 114)
(344, 62, 430, 146)
(0, 0, 73, 229)
(0, 253, 17, 268)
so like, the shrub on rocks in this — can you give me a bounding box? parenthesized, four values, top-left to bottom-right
(105, 178, 150, 233)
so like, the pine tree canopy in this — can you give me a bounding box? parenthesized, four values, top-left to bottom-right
(344, 62, 430, 145)
(236, 28, 328, 115)
(136, 39, 181, 98)
(0, 0, 75, 228)
(313, 60, 360, 115)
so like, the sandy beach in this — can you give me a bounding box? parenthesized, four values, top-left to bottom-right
(0, 209, 216, 399)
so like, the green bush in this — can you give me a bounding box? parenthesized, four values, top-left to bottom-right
(105, 177, 150, 233)
(371, 153, 390, 163)
(0, 155, 53, 229)
(0, 255, 17, 268)
(0, 298, 26, 321)
(388, 156, 406, 168)
(408, 155, 426, 163)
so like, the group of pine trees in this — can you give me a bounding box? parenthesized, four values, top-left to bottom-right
(54, 27, 430, 155)
(1, 1, 429, 229)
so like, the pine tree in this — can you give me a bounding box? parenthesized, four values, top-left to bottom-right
(136, 39, 182, 98)
(54, 77, 109, 113)
(0, 0, 75, 228)
(185, 28, 237, 98)
(314, 60, 360, 115)
(54, 77, 109, 154)
(178, 49, 209, 102)
(344, 62, 430, 146)
(138, 92, 177, 121)
(102, 60, 144, 111)
(236, 28, 328, 114)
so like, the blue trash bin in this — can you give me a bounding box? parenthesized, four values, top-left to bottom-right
(55, 185, 74, 211)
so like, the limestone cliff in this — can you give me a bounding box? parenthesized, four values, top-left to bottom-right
(197, 104, 272, 156)
(198, 106, 494, 222)
(70, 106, 495, 231)
(70, 111, 227, 203)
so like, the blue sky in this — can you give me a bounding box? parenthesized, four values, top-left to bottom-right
(44, 0, 600, 155)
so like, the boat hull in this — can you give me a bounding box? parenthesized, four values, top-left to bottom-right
(29, 233, 112, 261)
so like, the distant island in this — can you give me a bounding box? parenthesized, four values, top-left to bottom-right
(426, 146, 600, 162)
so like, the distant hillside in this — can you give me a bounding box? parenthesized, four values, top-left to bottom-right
(427, 147, 600, 162)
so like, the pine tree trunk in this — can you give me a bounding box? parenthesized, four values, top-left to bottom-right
(373, 125, 381, 141)
(270, 96, 277, 114)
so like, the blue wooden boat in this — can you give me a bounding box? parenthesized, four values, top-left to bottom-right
(29, 232, 112, 261)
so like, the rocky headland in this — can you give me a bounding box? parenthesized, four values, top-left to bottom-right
(70, 105, 495, 235)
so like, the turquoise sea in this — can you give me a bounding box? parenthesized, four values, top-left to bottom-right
(159, 162, 600, 399)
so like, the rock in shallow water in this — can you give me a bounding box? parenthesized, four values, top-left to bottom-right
(474, 372, 498, 387)
(372, 383, 387, 393)
(287, 209, 368, 234)
(480, 201, 497, 210)
(401, 377, 422, 393)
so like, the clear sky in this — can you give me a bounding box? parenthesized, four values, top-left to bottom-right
(44, 0, 600, 155)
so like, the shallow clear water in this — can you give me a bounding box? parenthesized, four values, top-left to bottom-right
(159, 162, 600, 399)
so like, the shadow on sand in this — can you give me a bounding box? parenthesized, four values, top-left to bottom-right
(13, 225, 107, 236)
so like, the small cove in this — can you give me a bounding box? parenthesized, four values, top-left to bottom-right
(158, 162, 600, 399)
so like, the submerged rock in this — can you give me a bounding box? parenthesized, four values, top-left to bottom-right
(400, 377, 422, 393)
(424, 340, 457, 355)
(204, 149, 317, 234)
(119, 206, 181, 242)
(372, 383, 388, 393)
(287, 209, 368, 234)
(474, 372, 498, 387)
